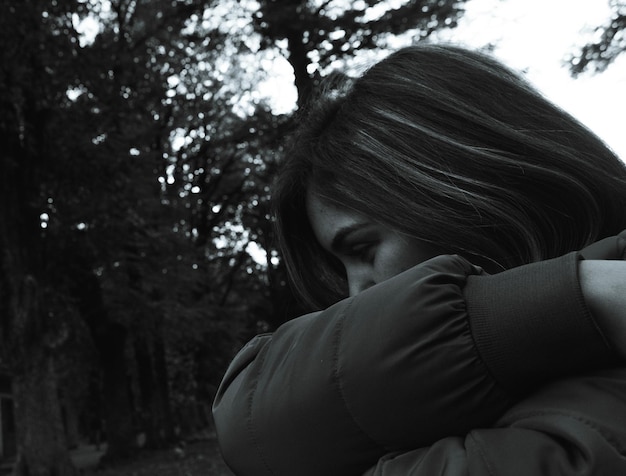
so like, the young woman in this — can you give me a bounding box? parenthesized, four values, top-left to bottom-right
(213, 44, 626, 475)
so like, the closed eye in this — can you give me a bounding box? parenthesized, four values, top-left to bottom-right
(345, 241, 377, 263)
(330, 223, 378, 263)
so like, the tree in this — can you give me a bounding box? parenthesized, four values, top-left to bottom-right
(0, 0, 217, 468)
(0, 0, 82, 473)
(57, 0, 225, 458)
(167, 1, 473, 336)
(202, 0, 472, 326)
(569, 0, 626, 75)
(254, 0, 468, 107)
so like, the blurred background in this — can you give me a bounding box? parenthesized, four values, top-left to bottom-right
(1, 0, 624, 475)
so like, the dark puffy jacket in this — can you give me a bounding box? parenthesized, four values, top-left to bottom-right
(213, 233, 626, 475)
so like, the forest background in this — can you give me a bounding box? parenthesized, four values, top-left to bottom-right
(1, 1, 624, 475)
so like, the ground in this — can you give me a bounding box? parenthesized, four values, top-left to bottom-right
(74, 436, 235, 476)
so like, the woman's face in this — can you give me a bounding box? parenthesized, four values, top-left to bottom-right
(306, 192, 444, 296)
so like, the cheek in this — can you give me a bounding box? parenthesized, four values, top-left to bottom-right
(376, 240, 442, 280)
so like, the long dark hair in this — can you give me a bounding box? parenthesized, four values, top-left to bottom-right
(273, 43, 626, 310)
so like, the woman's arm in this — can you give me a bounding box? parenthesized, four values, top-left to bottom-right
(359, 257, 626, 476)
(364, 368, 626, 475)
(213, 246, 623, 476)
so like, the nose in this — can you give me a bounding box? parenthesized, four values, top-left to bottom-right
(347, 267, 376, 296)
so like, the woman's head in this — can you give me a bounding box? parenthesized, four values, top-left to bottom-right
(273, 43, 626, 310)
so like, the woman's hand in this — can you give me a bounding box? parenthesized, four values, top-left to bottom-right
(579, 260, 626, 359)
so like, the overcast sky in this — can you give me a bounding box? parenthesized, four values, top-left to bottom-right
(440, 0, 626, 159)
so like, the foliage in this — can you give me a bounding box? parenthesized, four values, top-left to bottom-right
(569, 0, 626, 75)
(253, 0, 468, 106)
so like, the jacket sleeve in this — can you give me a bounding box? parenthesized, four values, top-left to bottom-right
(363, 368, 626, 475)
(360, 230, 626, 476)
(212, 249, 618, 476)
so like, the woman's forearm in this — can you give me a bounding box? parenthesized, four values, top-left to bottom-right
(214, 253, 619, 476)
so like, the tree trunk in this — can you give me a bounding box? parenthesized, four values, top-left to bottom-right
(134, 332, 174, 449)
(72, 262, 137, 464)
(0, 202, 77, 476)
(285, 29, 314, 109)
(12, 357, 76, 476)
(62, 397, 80, 450)
(97, 323, 136, 463)
(152, 334, 174, 443)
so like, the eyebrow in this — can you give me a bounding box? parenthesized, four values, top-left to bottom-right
(330, 223, 368, 253)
